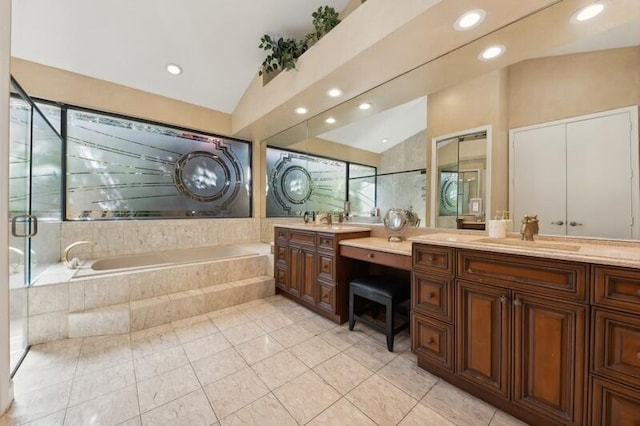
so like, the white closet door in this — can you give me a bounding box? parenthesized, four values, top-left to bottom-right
(512, 124, 566, 236)
(566, 112, 634, 239)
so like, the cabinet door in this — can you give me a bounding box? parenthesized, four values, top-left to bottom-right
(511, 123, 567, 236)
(566, 111, 635, 239)
(456, 280, 510, 398)
(591, 376, 640, 426)
(288, 247, 303, 297)
(300, 248, 316, 304)
(512, 293, 586, 425)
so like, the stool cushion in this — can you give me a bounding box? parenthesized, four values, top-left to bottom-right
(350, 276, 407, 299)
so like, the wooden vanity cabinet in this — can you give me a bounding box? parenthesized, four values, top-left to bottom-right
(413, 244, 589, 425)
(273, 226, 369, 323)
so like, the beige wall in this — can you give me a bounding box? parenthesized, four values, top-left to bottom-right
(509, 47, 640, 129)
(10, 58, 232, 136)
(426, 69, 510, 226)
(289, 137, 380, 166)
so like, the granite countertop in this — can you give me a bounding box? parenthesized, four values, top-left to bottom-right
(409, 232, 640, 269)
(275, 223, 371, 234)
(339, 237, 412, 256)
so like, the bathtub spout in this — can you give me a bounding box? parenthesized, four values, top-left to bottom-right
(62, 241, 97, 268)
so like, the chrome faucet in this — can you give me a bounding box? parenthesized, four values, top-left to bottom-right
(62, 241, 97, 268)
(520, 215, 539, 241)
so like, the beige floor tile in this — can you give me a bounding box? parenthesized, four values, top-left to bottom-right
(422, 381, 497, 426)
(206, 306, 241, 319)
(235, 334, 285, 365)
(182, 332, 232, 362)
(251, 350, 309, 390)
(133, 345, 190, 381)
(278, 303, 316, 322)
(268, 323, 314, 348)
(220, 393, 297, 426)
(3, 379, 71, 425)
(210, 310, 252, 331)
(377, 356, 439, 399)
(273, 371, 341, 424)
(76, 344, 133, 376)
(137, 364, 201, 413)
(290, 336, 340, 368)
(369, 329, 412, 352)
(130, 328, 180, 359)
(21, 409, 66, 426)
(118, 416, 142, 426)
(171, 314, 210, 329)
(398, 402, 456, 426)
(313, 353, 373, 395)
(307, 398, 376, 426)
(318, 325, 368, 351)
(220, 321, 266, 346)
(297, 315, 338, 335)
(64, 385, 139, 426)
(174, 319, 219, 344)
(237, 303, 282, 321)
(192, 348, 248, 386)
(253, 312, 294, 332)
(141, 389, 217, 426)
(343, 338, 397, 371)
(490, 410, 529, 426)
(69, 361, 136, 406)
(346, 375, 417, 426)
(203, 367, 269, 419)
(12, 358, 77, 396)
(81, 334, 131, 354)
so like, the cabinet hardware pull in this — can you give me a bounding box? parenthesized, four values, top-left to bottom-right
(467, 268, 473, 273)
(636, 289, 640, 297)
(427, 292, 434, 299)
(636, 352, 640, 359)
(551, 220, 564, 225)
(500, 295, 507, 304)
(367, 253, 374, 258)
(569, 221, 583, 227)
(426, 256, 434, 262)
(513, 299, 522, 307)
(426, 338, 433, 344)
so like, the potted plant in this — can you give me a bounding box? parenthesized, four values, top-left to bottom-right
(305, 6, 341, 47)
(258, 35, 308, 83)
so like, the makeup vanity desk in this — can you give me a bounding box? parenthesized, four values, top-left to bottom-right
(339, 237, 413, 271)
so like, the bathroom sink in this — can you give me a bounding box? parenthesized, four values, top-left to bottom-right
(474, 238, 581, 252)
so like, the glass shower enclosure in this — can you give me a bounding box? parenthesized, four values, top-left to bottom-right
(9, 78, 62, 375)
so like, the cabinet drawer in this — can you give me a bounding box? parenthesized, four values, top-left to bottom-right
(275, 266, 288, 290)
(275, 227, 288, 245)
(457, 250, 588, 302)
(317, 281, 336, 313)
(275, 245, 287, 265)
(593, 308, 640, 388)
(411, 312, 453, 372)
(413, 244, 454, 276)
(289, 230, 316, 248)
(594, 266, 640, 313)
(341, 245, 412, 270)
(591, 376, 640, 426)
(317, 233, 336, 252)
(412, 272, 453, 323)
(318, 253, 335, 282)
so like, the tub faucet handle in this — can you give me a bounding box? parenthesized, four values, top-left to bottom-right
(62, 240, 97, 268)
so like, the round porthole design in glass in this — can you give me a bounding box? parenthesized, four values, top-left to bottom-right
(173, 150, 241, 204)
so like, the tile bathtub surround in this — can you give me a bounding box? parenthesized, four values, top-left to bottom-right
(2, 295, 528, 426)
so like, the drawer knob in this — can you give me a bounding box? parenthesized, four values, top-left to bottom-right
(636, 289, 640, 297)
(426, 338, 434, 345)
(427, 292, 435, 299)
(500, 295, 507, 304)
(513, 299, 522, 307)
(426, 256, 434, 262)
(367, 253, 374, 259)
(467, 268, 473, 273)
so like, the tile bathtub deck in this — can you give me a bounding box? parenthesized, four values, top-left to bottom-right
(0, 295, 527, 426)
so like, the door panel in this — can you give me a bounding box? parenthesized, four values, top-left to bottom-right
(512, 124, 566, 236)
(456, 280, 510, 398)
(512, 293, 586, 425)
(567, 111, 634, 239)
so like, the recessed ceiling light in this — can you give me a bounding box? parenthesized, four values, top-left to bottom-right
(295, 107, 308, 115)
(478, 45, 506, 61)
(327, 88, 343, 98)
(358, 102, 372, 110)
(570, 1, 606, 23)
(166, 63, 182, 75)
(325, 117, 336, 124)
(454, 9, 486, 31)
(381, 138, 389, 143)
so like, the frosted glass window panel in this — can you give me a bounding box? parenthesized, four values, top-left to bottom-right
(266, 148, 346, 217)
(32, 103, 62, 220)
(377, 170, 426, 224)
(66, 109, 250, 219)
(9, 95, 31, 218)
(348, 164, 376, 216)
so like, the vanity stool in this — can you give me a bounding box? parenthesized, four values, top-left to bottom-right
(348, 275, 410, 351)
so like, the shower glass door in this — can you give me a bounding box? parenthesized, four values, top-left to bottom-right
(9, 80, 33, 374)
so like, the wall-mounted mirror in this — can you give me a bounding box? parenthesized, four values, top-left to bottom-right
(264, 0, 640, 240)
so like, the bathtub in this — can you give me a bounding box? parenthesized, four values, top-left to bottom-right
(73, 244, 262, 278)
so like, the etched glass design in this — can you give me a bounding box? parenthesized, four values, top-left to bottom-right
(348, 164, 376, 216)
(266, 147, 346, 217)
(66, 109, 250, 219)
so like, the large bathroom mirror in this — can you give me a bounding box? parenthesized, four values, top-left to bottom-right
(264, 0, 640, 239)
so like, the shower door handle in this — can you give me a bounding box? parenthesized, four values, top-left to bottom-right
(11, 214, 38, 237)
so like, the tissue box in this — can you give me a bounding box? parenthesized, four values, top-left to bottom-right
(488, 220, 507, 238)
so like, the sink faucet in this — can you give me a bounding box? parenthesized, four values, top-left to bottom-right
(520, 215, 539, 241)
(62, 241, 97, 268)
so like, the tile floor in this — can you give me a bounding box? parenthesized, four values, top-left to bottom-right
(0, 295, 527, 426)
